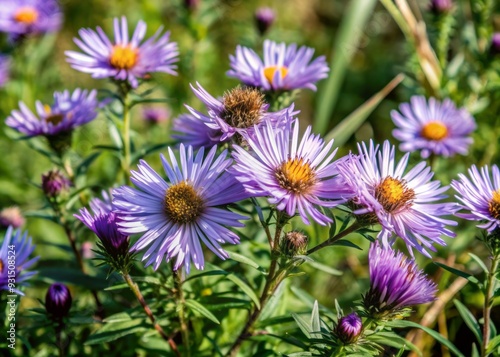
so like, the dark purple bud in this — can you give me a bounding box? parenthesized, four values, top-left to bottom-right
(491, 33, 500, 55)
(255, 7, 275, 35)
(429, 0, 453, 14)
(143, 106, 170, 124)
(45, 283, 72, 320)
(0, 207, 25, 228)
(335, 312, 362, 344)
(41, 169, 71, 198)
(184, 0, 199, 11)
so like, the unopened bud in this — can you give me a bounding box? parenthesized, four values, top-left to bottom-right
(255, 7, 275, 36)
(41, 169, 71, 198)
(45, 283, 72, 321)
(334, 312, 362, 344)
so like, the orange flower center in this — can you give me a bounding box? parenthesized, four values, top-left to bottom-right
(0, 259, 4, 273)
(375, 176, 415, 213)
(488, 190, 500, 220)
(14, 7, 39, 25)
(109, 45, 138, 70)
(421, 121, 448, 141)
(164, 181, 204, 224)
(275, 157, 316, 194)
(263, 65, 288, 84)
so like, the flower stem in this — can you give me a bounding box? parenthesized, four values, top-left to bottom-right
(307, 221, 361, 255)
(173, 269, 191, 357)
(122, 92, 132, 184)
(481, 252, 500, 357)
(122, 272, 180, 356)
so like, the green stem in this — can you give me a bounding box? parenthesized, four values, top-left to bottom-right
(307, 222, 361, 255)
(481, 253, 500, 357)
(173, 269, 190, 357)
(122, 272, 180, 356)
(122, 93, 132, 184)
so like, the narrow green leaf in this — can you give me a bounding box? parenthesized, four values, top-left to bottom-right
(324, 73, 405, 145)
(370, 331, 422, 356)
(226, 274, 260, 309)
(331, 239, 363, 250)
(103, 312, 132, 323)
(104, 283, 128, 291)
(227, 251, 263, 272)
(434, 262, 481, 287)
(292, 313, 311, 338)
(184, 299, 220, 324)
(487, 334, 500, 354)
(310, 300, 322, 339)
(314, 0, 378, 134)
(85, 319, 147, 345)
(76, 152, 101, 176)
(306, 260, 343, 276)
(453, 299, 482, 345)
(468, 253, 489, 274)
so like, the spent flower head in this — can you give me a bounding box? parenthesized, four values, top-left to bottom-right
(66, 16, 179, 88)
(232, 120, 352, 225)
(338, 140, 457, 257)
(227, 40, 329, 91)
(0, 226, 38, 295)
(113, 144, 251, 273)
(0, 207, 25, 229)
(363, 244, 437, 319)
(391, 96, 476, 159)
(45, 283, 72, 321)
(281, 231, 308, 257)
(42, 169, 72, 199)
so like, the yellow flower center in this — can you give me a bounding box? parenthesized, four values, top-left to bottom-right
(14, 7, 39, 25)
(488, 190, 500, 220)
(275, 157, 316, 194)
(374, 176, 415, 213)
(109, 45, 138, 70)
(164, 181, 204, 224)
(421, 121, 448, 141)
(43, 105, 64, 126)
(263, 65, 288, 84)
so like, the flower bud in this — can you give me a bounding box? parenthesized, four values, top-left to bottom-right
(281, 231, 308, 257)
(0, 206, 25, 228)
(143, 106, 170, 124)
(335, 312, 362, 344)
(429, 0, 453, 14)
(491, 33, 500, 56)
(255, 7, 275, 36)
(41, 169, 71, 198)
(184, 0, 199, 11)
(45, 283, 72, 320)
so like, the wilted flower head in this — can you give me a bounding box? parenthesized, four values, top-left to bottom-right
(335, 312, 362, 344)
(0, 55, 10, 87)
(227, 40, 329, 91)
(75, 191, 130, 270)
(113, 144, 251, 273)
(391, 96, 476, 159)
(6, 89, 98, 153)
(337, 140, 457, 257)
(0, 226, 38, 295)
(363, 244, 437, 319)
(281, 231, 308, 257)
(452, 164, 500, 233)
(66, 16, 179, 88)
(0, 207, 25, 228)
(182, 83, 295, 145)
(254, 7, 275, 35)
(45, 283, 72, 321)
(143, 106, 170, 124)
(0, 0, 62, 39)
(232, 120, 352, 225)
(429, 0, 453, 13)
(42, 169, 71, 198)
(491, 33, 500, 55)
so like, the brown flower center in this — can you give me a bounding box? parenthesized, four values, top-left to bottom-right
(421, 121, 448, 141)
(374, 176, 415, 213)
(14, 7, 39, 25)
(275, 157, 316, 194)
(164, 181, 204, 224)
(488, 190, 500, 220)
(263, 65, 288, 84)
(221, 87, 265, 129)
(43, 105, 65, 126)
(109, 45, 138, 70)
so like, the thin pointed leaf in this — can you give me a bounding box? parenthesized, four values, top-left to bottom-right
(184, 299, 220, 324)
(434, 262, 481, 287)
(453, 299, 482, 345)
(226, 274, 260, 309)
(468, 253, 489, 274)
(292, 313, 311, 338)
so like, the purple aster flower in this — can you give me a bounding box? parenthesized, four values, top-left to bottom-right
(0, 55, 10, 87)
(143, 106, 170, 124)
(113, 144, 250, 273)
(0, 226, 39, 295)
(45, 283, 72, 320)
(227, 40, 329, 91)
(335, 312, 363, 344)
(337, 140, 457, 257)
(0, 207, 25, 229)
(42, 169, 72, 198)
(232, 120, 352, 225)
(254, 7, 275, 35)
(184, 83, 295, 145)
(491, 33, 500, 55)
(391, 96, 476, 159)
(0, 0, 62, 39)
(451, 164, 500, 232)
(363, 244, 437, 318)
(65, 16, 179, 88)
(75, 191, 130, 269)
(172, 113, 221, 149)
(6, 88, 98, 138)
